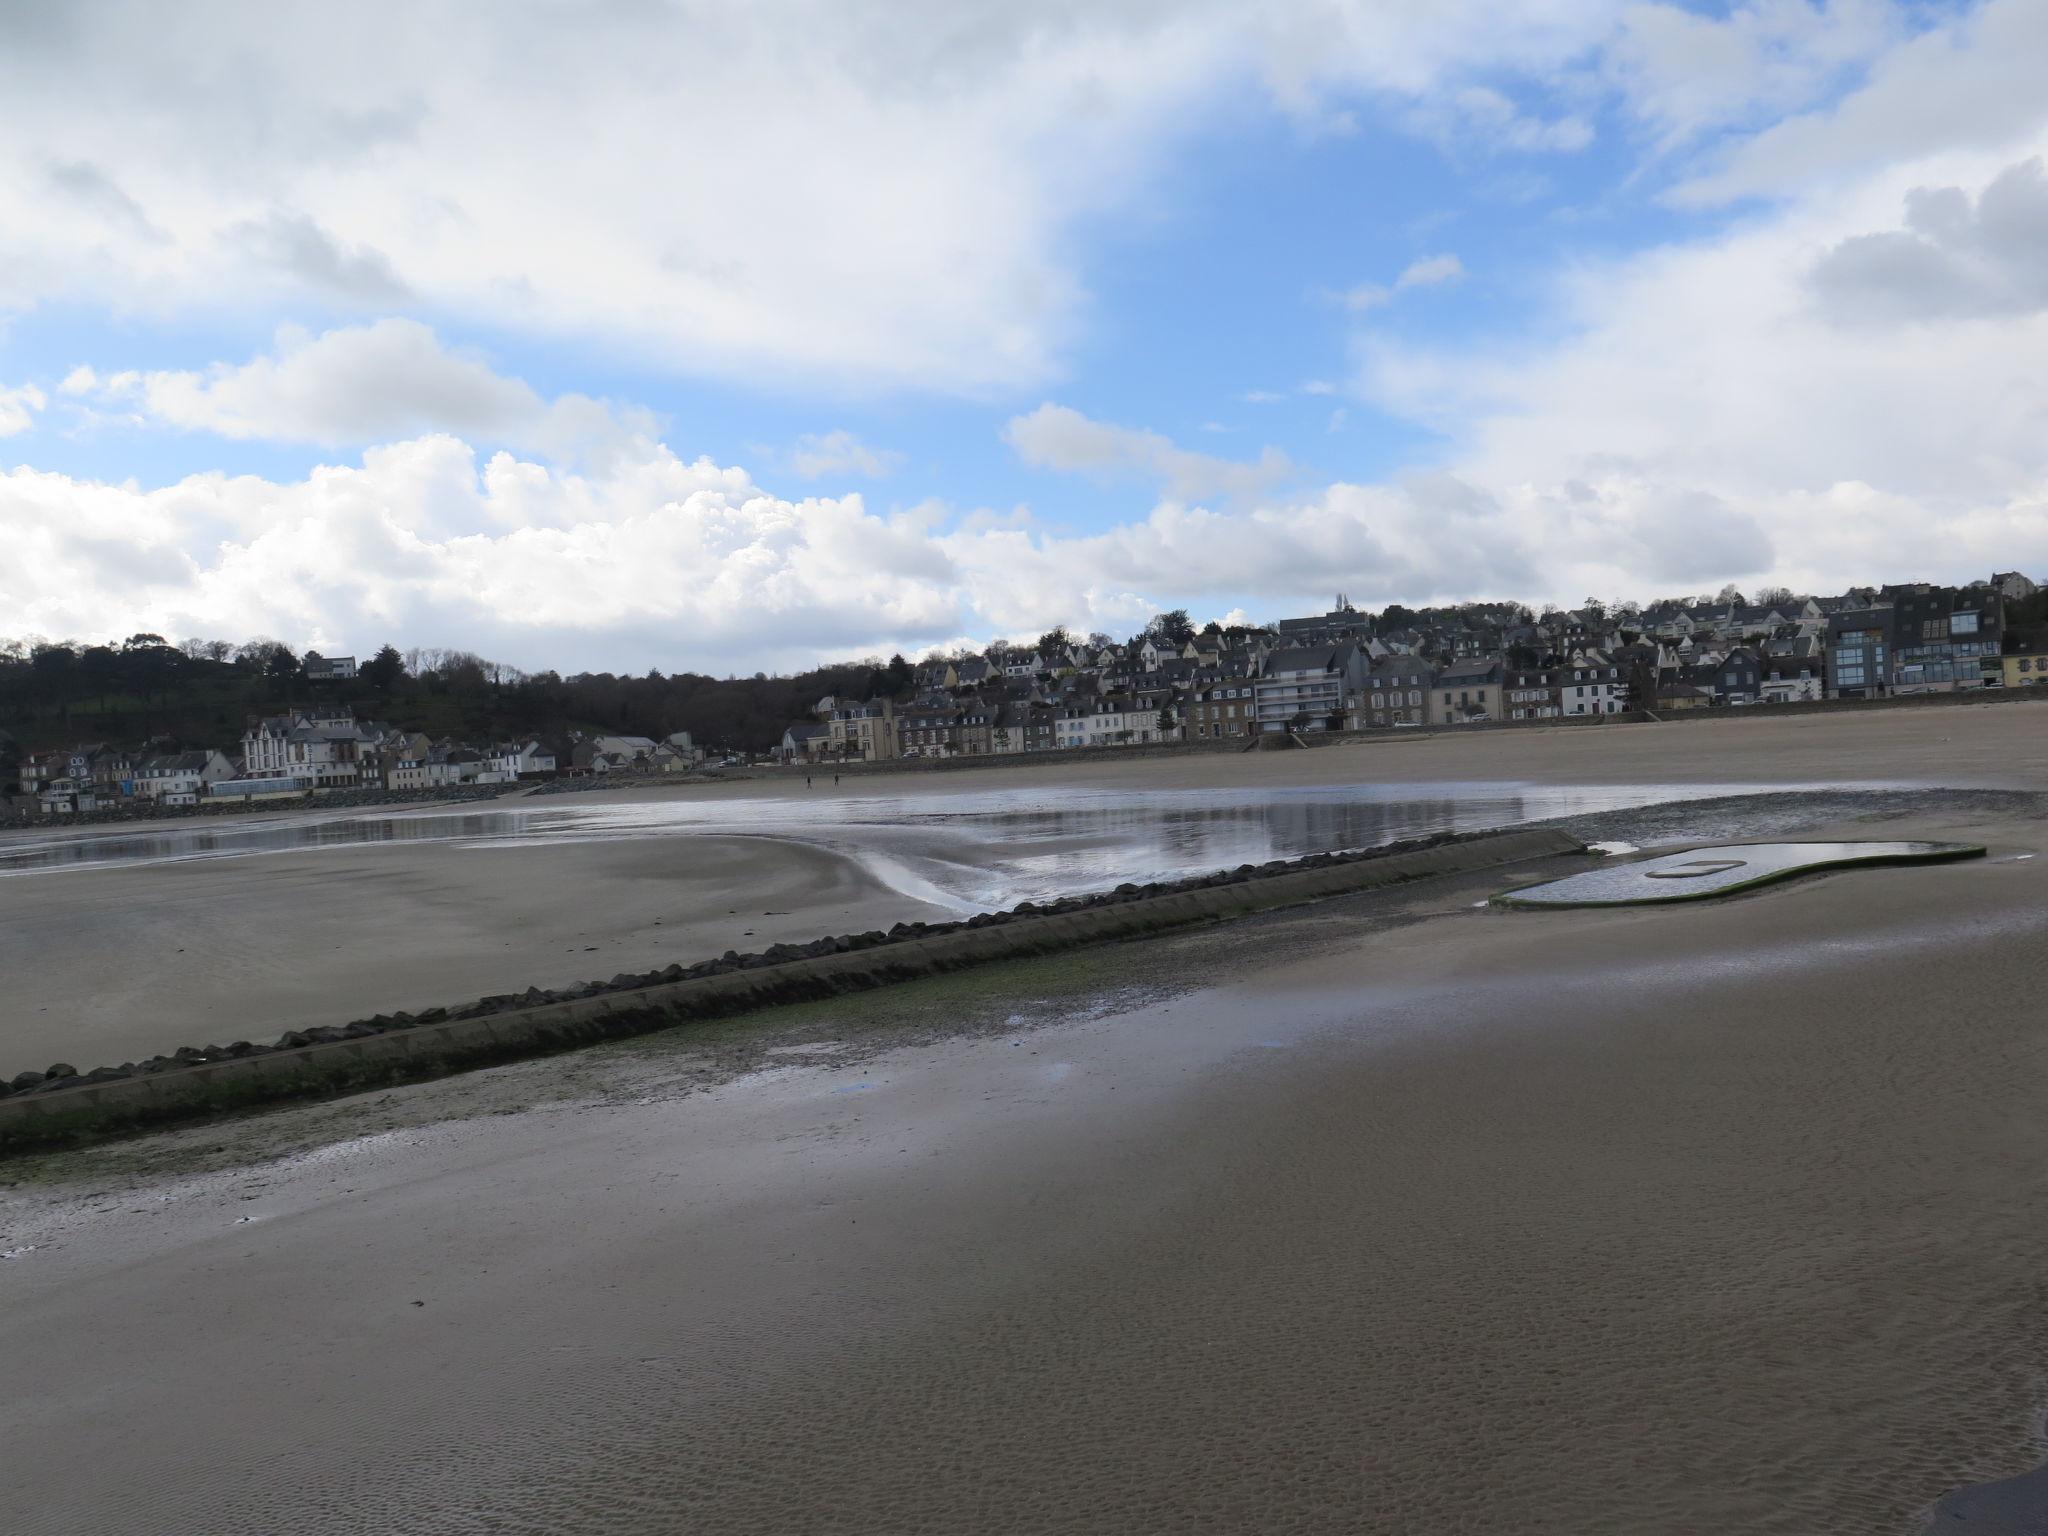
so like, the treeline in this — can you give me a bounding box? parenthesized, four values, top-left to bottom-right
(0, 614, 1220, 759)
(0, 634, 929, 759)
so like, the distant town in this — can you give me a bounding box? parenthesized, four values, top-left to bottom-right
(4, 573, 2045, 820)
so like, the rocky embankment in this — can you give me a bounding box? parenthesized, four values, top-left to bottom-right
(0, 826, 1585, 1143)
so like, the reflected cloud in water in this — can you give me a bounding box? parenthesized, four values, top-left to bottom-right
(0, 780, 1804, 912)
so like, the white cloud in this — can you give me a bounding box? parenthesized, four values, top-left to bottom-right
(1430, 85, 1595, 154)
(0, 2, 1713, 396)
(0, 384, 45, 437)
(1340, 283, 1395, 312)
(1339, 251, 1465, 311)
(0, 4, 1962, 406)
(1239, 389, 1287, 404)
(68, 321, 652, 460)
(1673, 0, 2048, 206)
(1397, 252, 1466, 289)
(1607, 0, 1900, 152)
(1357, 112, 2048, 603)
(786, 430, 903, 480)
(10, 0, 2048, 667)
(1003, 403, 1296, 503)
(0, 433, 1548, 671)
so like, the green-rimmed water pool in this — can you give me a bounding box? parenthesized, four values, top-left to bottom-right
(1494, 840, 1986, 908)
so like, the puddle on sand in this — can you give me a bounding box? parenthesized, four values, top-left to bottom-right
(1922, 1458, 2048, 1532)
(1494, 841, 1985, 908)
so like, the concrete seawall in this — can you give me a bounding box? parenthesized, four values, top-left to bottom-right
(0, 826, 1583, 1148)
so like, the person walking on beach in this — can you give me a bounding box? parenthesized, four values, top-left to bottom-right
(805, 774, 812, 788)
(834, 773, 840, 786)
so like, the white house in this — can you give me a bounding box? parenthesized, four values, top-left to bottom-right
(1559, 651, 1627, 715)
(242, 708, 368, 788)
(302, 652, 358, 681)
(487, 739, 557, 779)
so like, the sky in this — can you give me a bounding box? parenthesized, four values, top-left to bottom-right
(3, 0, 2046, 675)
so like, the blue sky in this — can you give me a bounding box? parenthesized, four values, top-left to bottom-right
(3, 0, 2042, 674)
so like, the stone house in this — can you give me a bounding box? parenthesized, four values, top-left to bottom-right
(1431, 659, 1503, 724)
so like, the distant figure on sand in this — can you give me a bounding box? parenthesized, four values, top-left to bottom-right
(805, 775, 811, 788)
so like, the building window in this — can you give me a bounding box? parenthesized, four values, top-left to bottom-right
(1952, 612, 1980, 635)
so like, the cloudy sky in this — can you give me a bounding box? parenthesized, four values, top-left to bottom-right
(3, 0, 2046, 673)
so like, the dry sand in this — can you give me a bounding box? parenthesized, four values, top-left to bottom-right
(5, 760, 2048, 1529)
(624, 692, 2048, 797)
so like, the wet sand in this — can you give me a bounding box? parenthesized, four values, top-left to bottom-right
(0, 835, 949, 1071)
(3, 701, 2042, 1074)
(5, 786, 2048, 1532)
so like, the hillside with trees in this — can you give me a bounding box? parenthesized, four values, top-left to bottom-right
(0, 635, 917, 763)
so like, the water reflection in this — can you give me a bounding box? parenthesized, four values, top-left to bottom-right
(0, 780, 1799, 911)
(1493, 840, 1982, 908)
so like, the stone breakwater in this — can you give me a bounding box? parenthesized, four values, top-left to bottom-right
(1, 781, 516, 830)
(0, 826, 1585, 1147)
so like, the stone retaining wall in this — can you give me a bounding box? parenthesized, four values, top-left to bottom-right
(0, 826, 1584, 1148)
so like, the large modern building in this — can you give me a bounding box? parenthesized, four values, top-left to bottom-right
(1889, 585, 2002, 694)
(1253, 640, 1368, 733)
(1827, 586, 2003, 699)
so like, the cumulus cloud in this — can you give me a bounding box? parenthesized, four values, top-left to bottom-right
(0, 384, 45, 437)
(66, 321, 653, 460)
(1358, 144, 2048, 601)
(0, 1, 1789, 396)
(1003, 404, 1296, 503)
(1809, 158, 2048, 322)
(0, 434, 1551, 672)
(8, 0, 2048, 668)
(786, 430, 903, 480)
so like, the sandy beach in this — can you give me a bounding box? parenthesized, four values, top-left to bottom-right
(3, 701, 2042, 1074)
(0, 833, 950, 1072)
(3, 704, 2048, 1531)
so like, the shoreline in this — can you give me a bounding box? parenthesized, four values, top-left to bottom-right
(4, 700, 2043, 1079)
